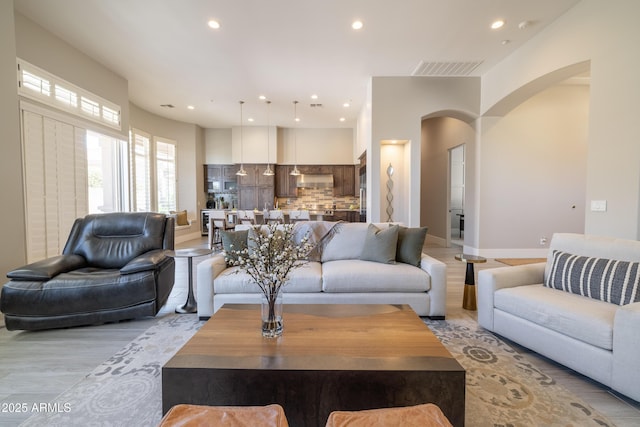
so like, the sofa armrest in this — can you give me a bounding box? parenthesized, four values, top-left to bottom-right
(477, 262, 546, 331)
(7, 255, 87, 281)
(612, 301, 640, 402)
(120, 249, 169, 274)
(196, 253, 229, 319)
(420, 253, 447, 318)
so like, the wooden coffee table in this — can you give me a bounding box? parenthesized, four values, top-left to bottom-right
(162, 304, 465, 427)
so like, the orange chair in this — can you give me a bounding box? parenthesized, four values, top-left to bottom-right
(159, 404, 289, 427)
(325, 403, 453, 427)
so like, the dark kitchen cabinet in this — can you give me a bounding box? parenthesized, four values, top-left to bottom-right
(238, 164, 275, 210)
(333, 165, 356, 197)
(275, 165, 298, 198)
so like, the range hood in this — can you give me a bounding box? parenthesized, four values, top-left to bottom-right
(296, 174, 334, 189)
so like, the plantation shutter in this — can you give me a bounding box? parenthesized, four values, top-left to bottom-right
(131, 130, 152, 212)
(155, 138, 177, 213)
(21, 108, 88, 262)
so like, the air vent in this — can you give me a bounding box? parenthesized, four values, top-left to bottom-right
(310, 103, 323, 108)
(160, 104, 175, 108)
(411, 61, 483, 77)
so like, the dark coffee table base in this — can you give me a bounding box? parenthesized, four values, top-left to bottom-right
(162, 367, 464, 427)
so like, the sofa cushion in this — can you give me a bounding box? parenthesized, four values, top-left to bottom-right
(322, 259, 430, 293)
(360, 224, 399, 264)
(396, 226, 428, 266)
(221, 229, 249, 266)
(494, 284, 617, 350)
(215, 262, 323, 294)
(321, 223, 369, 262)
(546, 250, 640, 305)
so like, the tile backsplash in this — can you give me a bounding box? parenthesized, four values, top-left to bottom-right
(276, 188, 359, 210)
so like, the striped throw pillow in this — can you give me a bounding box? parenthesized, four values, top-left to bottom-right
(545, 250, 640, 305)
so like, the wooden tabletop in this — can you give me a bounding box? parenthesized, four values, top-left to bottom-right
(166, 304, 456, 371)
(455, 253, 487, 263)
(166, 248, 213, 258)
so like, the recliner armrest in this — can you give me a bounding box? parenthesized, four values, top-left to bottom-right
(120, 249, 169, 274)
(7, 255, 87, 281)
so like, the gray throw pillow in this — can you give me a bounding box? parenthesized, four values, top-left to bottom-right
(221, 229, 248, 266)
(360, 224, 399, 264)
(396, 226, 428, 266)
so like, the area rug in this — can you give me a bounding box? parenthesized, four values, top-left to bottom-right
(425, 318, 613, 426)
(21, 315, 613, 427)
(20, 314, 204, 427)
(495, 258, 547, 266)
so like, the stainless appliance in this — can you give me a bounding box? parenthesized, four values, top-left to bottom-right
(296, 174, 334, 189)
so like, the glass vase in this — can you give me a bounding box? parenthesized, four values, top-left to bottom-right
(261, 292, 283, 338)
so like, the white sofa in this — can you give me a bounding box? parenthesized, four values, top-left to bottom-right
(196, 222, 447, 320)
(478, 233, 640, 402)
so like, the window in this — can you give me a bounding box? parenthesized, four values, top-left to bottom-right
(87, 131, 130, 214)
(131, 130, 152, 212)
(130, 130, 176, 213)
(55, 85, 77, 107)
(155, 138, 177, 213)
(17, 58, 121, 130)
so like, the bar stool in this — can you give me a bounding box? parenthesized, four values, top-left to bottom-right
(208, 210, 235, 249)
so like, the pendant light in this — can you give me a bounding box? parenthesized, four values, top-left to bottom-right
(236, 100, 247, 176)
(263, 100, 274, 176)
(290, 100, 301, 176)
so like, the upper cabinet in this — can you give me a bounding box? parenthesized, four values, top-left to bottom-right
(205, 164, 238, 193)
(334, 165, 355, 197)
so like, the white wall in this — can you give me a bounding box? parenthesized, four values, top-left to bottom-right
(129, 103, 203, 241)
(370, 76, 481, 226)
(15, 13, 129, 139)
(481, 0, 640, 240)
(277, 128, 354, 165)
(233, 126, 278, 164)
(478, 84, 589, 257)
(205, 128, 232, 164)
(0, 3, 26, 279)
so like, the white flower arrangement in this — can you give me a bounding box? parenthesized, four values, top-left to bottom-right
(225, 222, 315, 300)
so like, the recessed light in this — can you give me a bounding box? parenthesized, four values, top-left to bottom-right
(248, 118, 254, 122)
(311, 94, 318, 100)
(259, 95, 267, 100)
(208, 20, 220, 29)
(187, 105, 195, 110)
(343, 102, 350, 108)
(491, 20, 505, 30)
(295, 117, 300, 122)
(352, 20, 363, 30)
(339, 117, 346, 122)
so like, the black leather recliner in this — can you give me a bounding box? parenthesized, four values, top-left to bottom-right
(0, 212, 175, 331)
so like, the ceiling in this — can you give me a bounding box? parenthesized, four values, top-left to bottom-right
(14, 0, 581, 129)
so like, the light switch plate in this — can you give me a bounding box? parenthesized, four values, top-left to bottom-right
(590, 200, 607, 212)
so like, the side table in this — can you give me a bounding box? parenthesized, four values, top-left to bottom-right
(166, 248, 213, 314)
(454, 254, 486, 311)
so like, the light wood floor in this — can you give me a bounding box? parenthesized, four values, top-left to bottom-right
(0, 237, 638, 426)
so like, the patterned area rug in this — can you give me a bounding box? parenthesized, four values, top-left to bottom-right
(20, 314, 204, 427)
(425, 318, 613, 426)
(21, 315, 613, 427)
